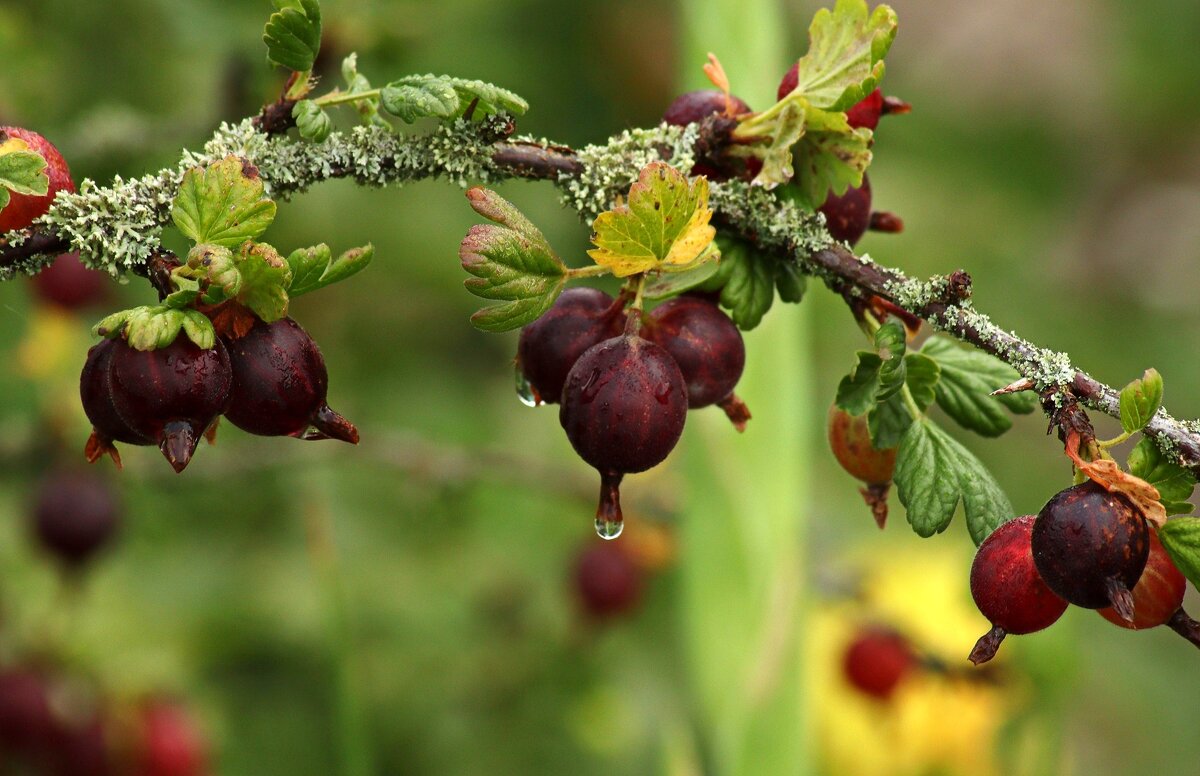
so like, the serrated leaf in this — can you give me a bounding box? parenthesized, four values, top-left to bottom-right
(835, 351, 882, 416)
(287, 243, 374, 297)
(904, 352, 940, 410)
(445, 77, 529, 117)
(790, 108, 872, 208)
(0, 148, 49, 199)
(263, 0, 321, 72)
(106, 306, 211, 351)
(874, 321, 906, 400)
(710, 236, 775, 329)
(460, 188, 566, 332)
(1158, 518, 1200, 589)
(179, 309, 216, 349)
(1119, 368, 1164, 435)
(165, 272, 201, 309)
(172, 157, 277, 248)
(380, 76, 460, 123)
(643, 259, 720, 301)
(293, 99, 332, 142)
(183, 243, 241, 300)
(237, 242, 292, 322)
(587, 162, 715, 278)
(868, 393, 911, 449)
(775, 260, 807, 303)
(894, 419, 1013, 545)
(751, 98, 807, 189)
(1128, 436, 1196, 506)
(921, 336, 1034, 437)
(784, 0, 898, 111)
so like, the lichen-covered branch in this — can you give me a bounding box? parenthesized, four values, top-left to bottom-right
(1, 113, 1197, 473)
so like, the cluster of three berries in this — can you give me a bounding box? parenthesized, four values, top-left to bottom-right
(80, 317, 357, 473)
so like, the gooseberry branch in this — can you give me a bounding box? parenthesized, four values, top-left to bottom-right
(1, 113, 1198, 475)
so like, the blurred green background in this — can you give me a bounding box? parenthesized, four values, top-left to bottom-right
(1, 0, 1199, 774)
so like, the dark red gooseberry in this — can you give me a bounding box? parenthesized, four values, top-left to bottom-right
(517, 287, 625, 406)
(50, 717, 112, 776)
(642, 295, 750, 429)
(819, 174, 872, 246)
(969, 515, 1069, 665)
(31, 252, 107, 310)
(80, 338, 155, 468)
(135, 701, 208, 776)
(574, 541, 644, 619)
(662, 89, 750, 126)
(0, 126, 74, 233)
(1032, 480, 1150, 620)
(0, 669, 57, 754)
(827, 405, 895, 486)
(1099, 529, 1187, 630)
(842, 628, 915, 700)
(108, 336, 233, 473)
(31, 468, 120, 568)
(222, 317, 358, 444)
(560, 332, 687, 537)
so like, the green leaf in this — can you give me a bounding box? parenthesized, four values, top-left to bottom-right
(171, 157, 277, 248)
(783, 0, 898, 111)
(587, 162, 715, 278)
(904, 352, 940, 410)
(789, 107, 872, 208)
(263, 0, 321, 72)
(237, 242, 292, 322)
(1127, 436, 1196, 506)
(921, 336, 1034, 437)
(340, 53, 388, 127)
(868, 393, 911, 449)
(293, 99, 332, 142)
(894, 419, 1014, 545)
(0, 149, 49, 201)
(701, 235, 776, 329)
(1119, 368, 1164, 435)
(874, 321, 906, 401)
(164, 272, 201, 309)
(287, 243, 374, 297)
(1159, 518, 1200, 589)
(444, 77, 529, 117)
(380, 76, 460, 123)
(775, 260, 807, 303)
(751, 98, 807, 188)
(460, 188, 566, 332)
(184, 243, 242, 301)
(643, 260, 720, 301)
(835, 351, 882, 416)
(95, 305, 215, 351)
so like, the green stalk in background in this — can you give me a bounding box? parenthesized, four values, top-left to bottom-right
(676, 2, 814, 775)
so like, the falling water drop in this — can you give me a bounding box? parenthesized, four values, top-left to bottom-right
(514, 362, 540, 407)
(595, 516, 624, 540)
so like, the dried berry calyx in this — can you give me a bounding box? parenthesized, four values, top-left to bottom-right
(31, 468, 120, 569)
(969, 515, 1069, 665)
(560, 328, 687, 539)
(1032, 480, 1150, 620)
(842, 627, 916, 700)
(827, 404, 897, 528)
(222, 316, 358, 443)
(105, 336, 233, 473)
(1099, 529, 1187, 631)
(641, 294, 749, 429)
(516, 287, 625, 406)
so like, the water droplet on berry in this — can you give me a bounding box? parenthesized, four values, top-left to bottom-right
(595, 516, 624, 540)
(515, 362, 539, 407)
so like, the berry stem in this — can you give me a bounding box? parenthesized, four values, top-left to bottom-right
(1167, 609, 1200, 650)
(314, 88, 384, 108)
(565, 264, 611, 280)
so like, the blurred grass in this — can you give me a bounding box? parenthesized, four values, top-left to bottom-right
(0, 0, 1199, 774)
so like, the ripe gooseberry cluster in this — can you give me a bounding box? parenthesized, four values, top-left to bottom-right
(80, 315, 357, 473)
(968, 481, 1198, 663)
(520, 289, 746, 539)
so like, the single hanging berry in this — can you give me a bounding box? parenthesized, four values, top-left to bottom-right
(841, 627, 916, 700)
(135, 700, 209, 776)
(827, 404, 897, 528)
(819, 174, 872, 246)
(106, 336, 233, 473)
(968, 515, 1069, 664)
(641, 294, 749, 429)
(30, 468, 121, 569)
(1098, 529, 1187, 630)
(560, 325, 687, 539)
(0, 126, 75, 232)
(1031, 480, 1150, 621)
(222, 317, 358, 443)
(573, 540, 645, 619)
(80, 338, 155, 468)
(31, 252, 108, 310)
(0, 668, 58, 754)
(516, 287, 625, 405)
